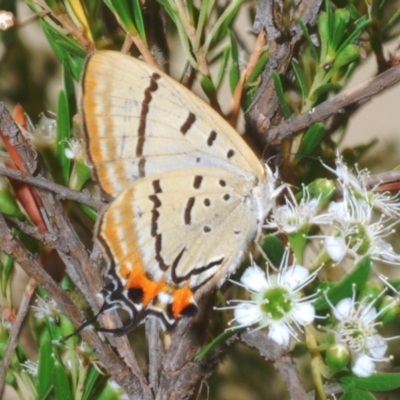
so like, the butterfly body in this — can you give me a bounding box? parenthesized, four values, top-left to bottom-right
(82, 51, 275, 329)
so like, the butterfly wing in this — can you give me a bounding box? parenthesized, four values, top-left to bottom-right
(97, 167, 263, 326)
(81, 51, 274, 327)
(81, 51, 265, 196)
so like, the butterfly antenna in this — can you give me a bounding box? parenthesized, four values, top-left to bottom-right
(60, 302, 110, 343)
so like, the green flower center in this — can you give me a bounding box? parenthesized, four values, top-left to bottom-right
(259, 287, 292, 320)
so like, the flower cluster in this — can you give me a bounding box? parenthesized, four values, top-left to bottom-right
(223, 155, 400, 378)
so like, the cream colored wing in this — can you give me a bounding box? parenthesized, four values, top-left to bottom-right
(97, 167, 264, 325)
(82, 50, 265, 196)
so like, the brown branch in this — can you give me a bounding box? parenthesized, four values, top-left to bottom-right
(266, 63, 400, 144)
(241, 331, 307, 400)
(0, 164, 105, 211)
(146, 319, 164, 391)
(247, 0, 323, 147)
(156, 296, 228, 399)
(365, 170, 400, 189)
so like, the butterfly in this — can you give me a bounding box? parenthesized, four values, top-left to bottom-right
(81, 50, 275, 331)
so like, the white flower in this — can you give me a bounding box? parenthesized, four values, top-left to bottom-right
(64, 138, 84, 160)
(24, 113, 57, 148)
(312, 191, 400, 266)
(31, 296, 59, 322)
(324, 293, 392, 377)
(0, 11, 14, 31)
(221, 250, 318, 347)
(325, 154, 400, 218)
(266, 186, 323, 233)
(21, 360, 38, 377)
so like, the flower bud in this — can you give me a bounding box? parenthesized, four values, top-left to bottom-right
(326, 343, 350, 372)
(379, 295, 400, 323)
(333, 44, 360, 69)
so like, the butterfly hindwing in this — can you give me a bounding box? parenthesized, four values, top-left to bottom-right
(97, 167, 262, 324)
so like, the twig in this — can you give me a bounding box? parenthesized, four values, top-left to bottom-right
(0, 277, 37, 397)
(146, 319, 164, 391)
(266, 63, 400, 144)
(0, 164, 105, 211)
(365, 170, 400, 189)
(241, 330, 307, 400)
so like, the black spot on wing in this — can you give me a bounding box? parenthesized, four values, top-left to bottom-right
(127, 287, 144, 304)
(152, 179, 162, 193)
(184, 197, 195, 225)
(193, 175, 203, 189)
(227, 149, 235, 158)
(179, 303, 198, 317)
(138, 157, 146, 178)
(207, 130, 217, 146)
(180, 112, 196, 135)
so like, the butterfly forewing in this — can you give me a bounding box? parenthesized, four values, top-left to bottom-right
(82, 51, 274, 328)
(82, 51, 265, 196)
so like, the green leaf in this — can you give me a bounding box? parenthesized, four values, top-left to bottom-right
(331, 8, 350, 53)
(82, 367, 101, 400)
(104, 0, 145, 40)
(132, 0, 146, 42)
(157, 1, 198, 68)
(333, 44, 360, 69)
(295, 123, 325, 161)
(40, 20, 86, 80)
(314, 256, 371, 311)
(260, 235, 285, 268)
(215, 46, 230, 89)
(272, 71, 291, 118)
(317, 12, 330, 63)
(291, 60, 309, 101)
(203, 0, 244, 52)
(194, 0, 215, 51)
(246, 52, 268, 85)
(341, 373, 400, 391)
(56, 90, 71, 186)
(79, 204, 98, 221)
(53, 360, 72, 400)
(200, 75, 217, 103)
(228, 30, 240, 94)
(63, 61, 77, 118)
(336, 17, 370, 56)
(37, 336, 54, 399)
(297, 17, 319, 61)
(0, 185, 25, 219)
(310, 82, 342, 101)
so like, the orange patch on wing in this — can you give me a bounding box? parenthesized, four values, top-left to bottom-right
(126, 263, 167, 307)
(172, 285, 194, 318)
